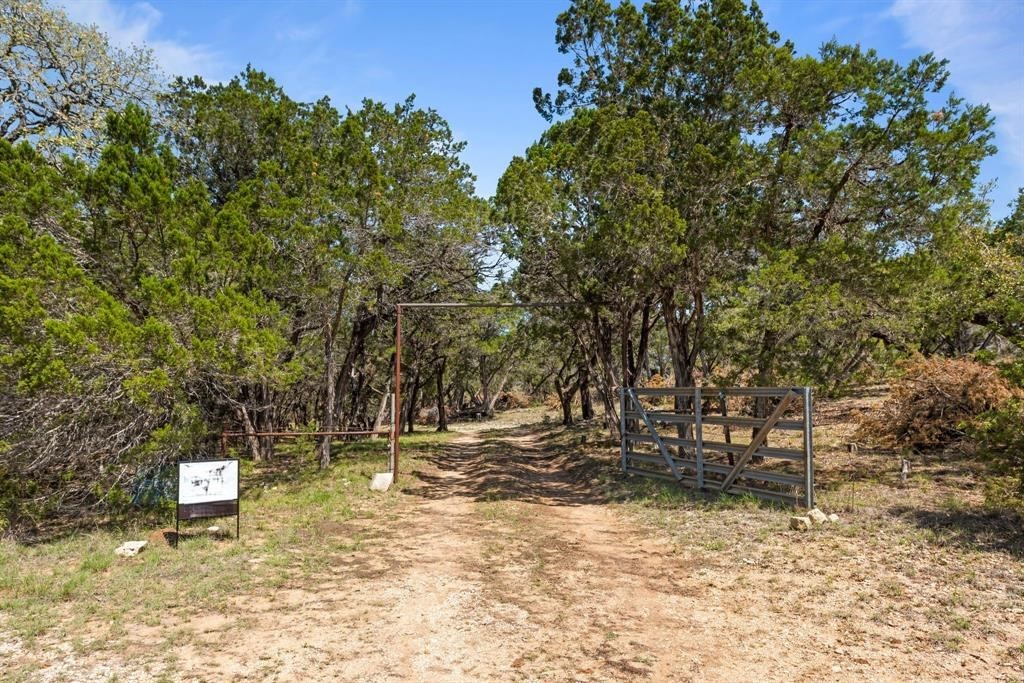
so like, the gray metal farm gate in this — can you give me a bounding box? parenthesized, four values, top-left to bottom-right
(619, 386, 814, 508)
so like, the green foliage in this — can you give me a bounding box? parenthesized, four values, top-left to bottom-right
(505, 0, 997, 392)
(0, 135, 193, 528)
(0, 61, 492, 532)
(1, 0, 1019, 533)
(971, 399, 1024, 513)
(994, 188, 1024, 246)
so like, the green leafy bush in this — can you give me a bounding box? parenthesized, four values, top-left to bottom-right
(971, 399, 1024, 512)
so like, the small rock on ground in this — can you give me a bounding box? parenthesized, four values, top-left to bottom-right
(807, 508, 829, 525)
(789, 516, 812, 531)
(370, 472, 393, 491)
(114, 540, 147, 557)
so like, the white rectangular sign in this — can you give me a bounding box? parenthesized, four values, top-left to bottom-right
(178, 460, 238, 505)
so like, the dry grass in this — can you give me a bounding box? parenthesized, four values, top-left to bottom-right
(442, 403, 1024, 679)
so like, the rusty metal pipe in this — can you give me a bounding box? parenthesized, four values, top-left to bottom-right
(221, 430, 389, 438)
(394, 304, 402, 478)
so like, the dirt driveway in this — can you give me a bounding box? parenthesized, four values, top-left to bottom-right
(12, 418, 1021, 682)
(172, 426, 708, 682)
(132, 421, 1017, 682)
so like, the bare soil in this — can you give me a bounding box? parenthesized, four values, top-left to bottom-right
(4, 404, 1023, 682)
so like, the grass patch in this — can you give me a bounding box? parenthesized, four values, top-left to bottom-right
(0, 430, 452, 661)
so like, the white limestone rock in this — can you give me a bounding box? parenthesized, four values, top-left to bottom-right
(370, 472, 393, 492)
(807, 508, 829, 525)
(114, 540, 147, 557)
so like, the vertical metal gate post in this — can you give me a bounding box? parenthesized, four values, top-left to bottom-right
(694, 387, 704, 490)
(393, 304, 402, 477)
(385, 392, 395, 473)
(803, 386, 814, 509)
(174, 460, 180, 548)
(619, 386, 627, 472)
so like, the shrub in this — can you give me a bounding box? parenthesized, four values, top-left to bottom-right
(971, 399, 1024, 512)
(857, 357, 1019, 450)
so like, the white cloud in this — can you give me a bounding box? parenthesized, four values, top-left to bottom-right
(276, 25, 323, 42)
(58, 0, 223, 80)
(888, 0, 1024, 171)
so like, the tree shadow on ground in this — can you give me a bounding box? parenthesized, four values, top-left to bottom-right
(887, 505, 1024, 557)
(814, 445, 1023, 557)
(409, 419, 794, 513)
(408, 421, 612, 507)
(239, 438, 390, 502)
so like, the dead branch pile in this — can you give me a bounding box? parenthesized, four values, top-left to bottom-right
(857, 357, 1019, 450)
(495, 389, 531, 410)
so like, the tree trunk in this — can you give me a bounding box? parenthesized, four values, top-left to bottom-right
(405, 369, 421, 434)
(624, 298, 653, 387)
(345, 366, 367, 430)
(435, 357, 448, 432)
(256, 383, 275, 460)
(636, 300, 653, 380)
(662, 288, 703, 454)
(372, 372, 393, 438)
(662, 291, 700, 388)
(485, 367, 512, 416)
(579, 359, 594, 420)
(332, 310, 377, 431)
(319, 324, 336, 469)
(751, 329, 780, 456)
(587, 310, 622, 439)
(238, 404, 263, 462)
(555, 377, 575, 426)
(318, 275, 355, 470)
(480, 360, 493, 417)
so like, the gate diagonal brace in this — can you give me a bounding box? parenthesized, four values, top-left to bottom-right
(719, 390, 800, 493)
(627, 388, 683, 481)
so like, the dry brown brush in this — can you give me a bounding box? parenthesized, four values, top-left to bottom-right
(856, 357, 1019, 451)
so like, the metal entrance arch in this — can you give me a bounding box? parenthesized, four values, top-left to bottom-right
(391, 301, 589, 477)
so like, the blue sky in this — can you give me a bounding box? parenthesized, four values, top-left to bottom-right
(62, 0, 1023, 218)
